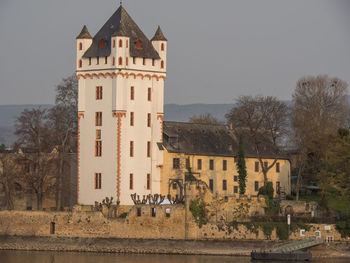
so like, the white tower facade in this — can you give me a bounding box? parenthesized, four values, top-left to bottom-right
(76, 6, 167, 205)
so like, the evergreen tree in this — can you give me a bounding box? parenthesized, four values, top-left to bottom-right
(236, 136, 247, 195)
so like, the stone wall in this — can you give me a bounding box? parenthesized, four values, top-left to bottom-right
(0, 205, 346, 241)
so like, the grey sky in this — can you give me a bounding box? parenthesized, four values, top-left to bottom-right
(0, 0, 349, 105)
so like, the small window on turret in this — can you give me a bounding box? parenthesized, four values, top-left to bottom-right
(161, 60, 164, 69)
(99, 39, 106, 48)
(113, 40, 115, 48)
(118, 57, 123, 66)
(79, 43, 83, 50)
(126, 40, 129, 48)
(152, 59, 155, 66)
(119, 39, 123, 48)
(88, 57, 91, 65)
(78, 60, 82, 68)
(136, 40, 142, 49)
(143, 58, 146, 65)
(105, 57, 108, 64)
(161, 43, 164, 51)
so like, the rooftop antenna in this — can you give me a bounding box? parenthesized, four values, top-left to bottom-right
(120, 0, 122, 6)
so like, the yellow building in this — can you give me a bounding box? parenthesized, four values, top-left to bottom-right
(161, 122, 291, 199)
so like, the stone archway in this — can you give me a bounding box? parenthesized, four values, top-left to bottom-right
(168, 179, 184, 200)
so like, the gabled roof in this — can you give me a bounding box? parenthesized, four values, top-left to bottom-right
(162, 121, 289, 160)
(83, 6, 160, 59)
(151, 26, 167, 41)
(76, 25, 92, 39)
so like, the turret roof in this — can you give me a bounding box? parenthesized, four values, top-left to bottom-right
(83, 6, 160, 59)
(151, 26, 167, 41)
(76, 25, 92, 39)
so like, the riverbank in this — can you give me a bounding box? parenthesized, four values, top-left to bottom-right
(0, 236, 349, 258)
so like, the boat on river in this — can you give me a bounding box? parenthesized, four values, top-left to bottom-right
(251, 250, 312, 261)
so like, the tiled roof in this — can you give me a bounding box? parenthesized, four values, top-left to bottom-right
(151, 26, 167, 41)
(76, 25, 92, 39)
(83, 6, 160, 59)
(162, 121, 289, 160)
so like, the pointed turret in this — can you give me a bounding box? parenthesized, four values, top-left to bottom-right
(151, 26, 167, 41)
(76, 25, 92, 39)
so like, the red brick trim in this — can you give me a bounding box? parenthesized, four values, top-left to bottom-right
(157, 114, 164, 142)
(113, 111, 126, 203)
(76, 72, 166, 81)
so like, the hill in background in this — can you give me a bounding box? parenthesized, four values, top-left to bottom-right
(0, 104, 234, 147)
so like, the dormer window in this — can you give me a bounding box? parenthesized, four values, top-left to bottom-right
(135, 40, 142, 49)
(99, 39, 106, 48)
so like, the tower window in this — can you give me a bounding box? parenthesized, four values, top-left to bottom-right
(96, 86, 103, 100)
(126, 40, 129, 48)
(95, 141, 102, 157)
(119, 39, 123, 48)
(79, 42, 83, 50)
(130, 86, 134, 100)
(143, 58, 146, 65)
(130, 112, 134, 126)
(147, 113, 151, 127)
(133, 57, 136, 64)
(99, 39, 106, 48)
(255, 181, 259, 192)
(130, 141, 134, 157)
(161, 43, 164, 51)
(95, 112, 102, 126)
(147, 141, 151, 158)
(152, 59, 155, 66)
(118, 57, 123, 66)
(95, 173, 102, 189)
(147, 88, 152, 101)
(96, 130, 101, 140)
(113, 40, 115, 48)
(136, 39, 142, 49)
(88, 57, 91, 65)
(129, 173, 133, 190)
(161, 60, 164, 69)
(78, 60, 82, 68)
(96, 57, 99, 65)
(126, 57, 129, 66)
(112, 57, 115, 66)
(147, 174, 151, 190)
(104, 56, 108, 64)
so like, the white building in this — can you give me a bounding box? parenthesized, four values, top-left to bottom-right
(76, 5, 167, 205)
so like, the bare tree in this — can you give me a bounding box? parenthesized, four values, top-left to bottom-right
(291, 75, 349, 200)
(14, 108, 53, 210)
(0, 153, 20, 210)
(189, 113, 223, 125)
(48, 74, 78, 210)
(226, 95, 289, 183)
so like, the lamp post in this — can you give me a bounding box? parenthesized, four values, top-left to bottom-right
(287, 214, 291, 239)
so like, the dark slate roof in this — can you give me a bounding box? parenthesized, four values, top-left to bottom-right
(83, 6, 160, 59)
(162, 121, 289, 159)
(151, 26, 167, 41)
(76, 25, 92, 39)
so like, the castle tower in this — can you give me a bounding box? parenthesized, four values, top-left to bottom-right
(76, 6, 167, 205)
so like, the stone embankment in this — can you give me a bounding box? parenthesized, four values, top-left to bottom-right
(0, 236, 349, 258)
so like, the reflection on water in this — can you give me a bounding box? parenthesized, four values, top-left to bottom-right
(0, 251, 348, 263)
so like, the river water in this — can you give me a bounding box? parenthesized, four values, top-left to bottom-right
(0, 251, 348, 263)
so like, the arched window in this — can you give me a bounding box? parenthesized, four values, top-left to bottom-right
(113, 40, 115, 48)
(119, 39, 123, 48)
(118, 57, 123, 66)
(78, 60, 82, 68)
(112, 57, 115, 66)
(126, 57, 129, 66)
(136, 40, 142, 49)
(79, 43, 83, 51)
(126, 40, 129, 48)
(161, 43, 164, 51)
(99, 39, 106, 48)
(161, 60, 164, 69)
